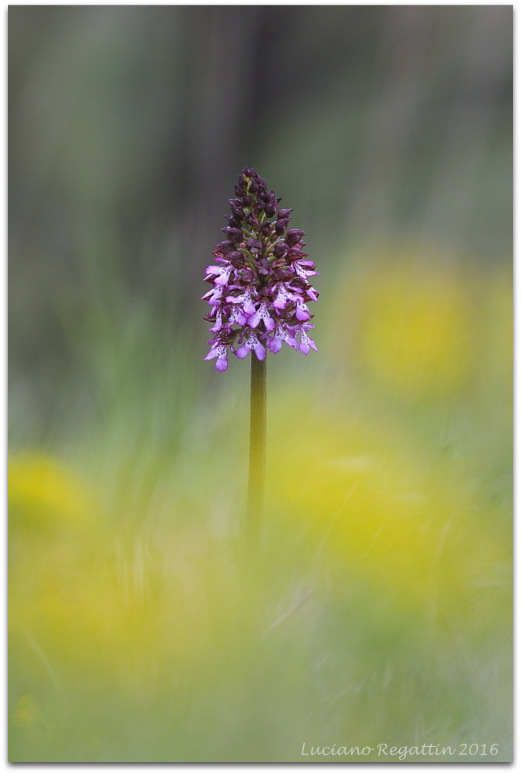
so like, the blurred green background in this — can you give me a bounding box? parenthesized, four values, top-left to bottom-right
(9, 6, 512, 763)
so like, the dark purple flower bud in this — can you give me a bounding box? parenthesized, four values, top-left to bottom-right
(222, 227, 244, 243)
(274, 267, 293, 281)
(215, 240, 235, 254)
(275, 218, 290, 235)
(242, 194, 253, 206)
(273, 242, 288, 258)
(240, 267, 256, 283)
(230, 203, 244, 218)
(286, 229, 305, 246)
(228, 251, 245, 267)
(257, 258, 270, 276)
(234, 184, 244, 197)
(257, 182, 268, 199)
(226, 215, 241, 227)
(264, 193, 278, 217)
(246, 238, 262, 254)
(277, 208, 293, 218)
(286, 247, 306, 261)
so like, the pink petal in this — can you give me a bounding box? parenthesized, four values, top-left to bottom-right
(267, 335, 282, 354)
(253, 340, 266, 360)
(295, 303, 311, 321)
(236, 344, 250, 359)
(216, 353, 228, 371)
(248, 310, 261, 328)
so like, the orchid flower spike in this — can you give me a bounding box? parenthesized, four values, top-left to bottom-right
(203, 168, 319, 371)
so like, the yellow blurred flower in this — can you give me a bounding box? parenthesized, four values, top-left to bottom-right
(9, 452, 94, 531)
(331, 244, 482, 398)
(267, 391, 511, 628)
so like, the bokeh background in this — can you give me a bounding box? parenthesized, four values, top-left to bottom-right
(9, 5, 512, 763)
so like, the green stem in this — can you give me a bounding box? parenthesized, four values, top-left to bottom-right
(247, 354, 267, 526)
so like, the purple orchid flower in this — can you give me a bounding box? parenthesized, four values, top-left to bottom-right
(203, 168, 319, 371)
